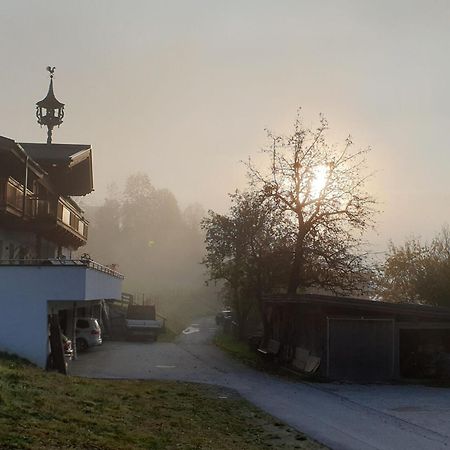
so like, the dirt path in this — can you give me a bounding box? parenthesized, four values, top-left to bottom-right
(71, 317, 450, 450)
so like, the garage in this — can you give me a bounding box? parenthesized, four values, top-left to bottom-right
(264, 294, 450, 382)
(327, 318, 394, 381)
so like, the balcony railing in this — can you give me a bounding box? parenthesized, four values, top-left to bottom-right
(0, 176, 89, 243)
(0, 177, 34, 217)
(0, 258, 124, 279)
(35, 197, 88, 241)
(56, 198, 89, 240)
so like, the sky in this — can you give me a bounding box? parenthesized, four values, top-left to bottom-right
(1, 0, 450, 252)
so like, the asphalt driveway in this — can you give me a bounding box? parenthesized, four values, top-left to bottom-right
(71, 317, 450, 450)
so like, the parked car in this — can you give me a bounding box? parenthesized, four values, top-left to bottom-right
(62, 334, 73, 360)
(47, 334, 73, 371)
(76, 317, 102, 352)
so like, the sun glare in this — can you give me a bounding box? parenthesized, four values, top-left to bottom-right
(311, 165, 328, 198)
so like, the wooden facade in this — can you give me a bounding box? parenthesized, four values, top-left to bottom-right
(0, 136, 92, 258)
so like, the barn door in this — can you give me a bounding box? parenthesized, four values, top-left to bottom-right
(327, 318, 394, 382)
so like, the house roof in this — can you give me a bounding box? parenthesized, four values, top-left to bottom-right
(0, 136, 46, 177)
(19, 143, 91, 167)
(264, 293, 450, 320)
(19, 143, 93, 196)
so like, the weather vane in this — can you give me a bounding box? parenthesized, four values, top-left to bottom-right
(47, 66, 55, 78)
(36, 66, 65, 144)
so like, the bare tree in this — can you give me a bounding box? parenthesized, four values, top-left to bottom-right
(246, 113, 377, 295)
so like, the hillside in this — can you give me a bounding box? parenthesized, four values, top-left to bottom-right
(0, 354, 321, 450)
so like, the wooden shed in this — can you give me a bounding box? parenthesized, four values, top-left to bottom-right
(263, 294, 450, 382)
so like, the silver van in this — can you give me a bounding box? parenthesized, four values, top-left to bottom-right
(75, 317, 102, 351)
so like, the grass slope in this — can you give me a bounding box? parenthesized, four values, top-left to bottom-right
(214, 333, 324, 383)
(213, 333, 271, 371)
(0, 354, 324, 450)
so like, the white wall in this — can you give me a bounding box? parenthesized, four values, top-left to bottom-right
(0, 266, 122, 367)
(84, 268, 123, 300)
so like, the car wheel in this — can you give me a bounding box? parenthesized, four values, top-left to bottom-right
(76, 338, 88, 352)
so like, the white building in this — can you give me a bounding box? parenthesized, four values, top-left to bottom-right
(0, 71, 123, 370)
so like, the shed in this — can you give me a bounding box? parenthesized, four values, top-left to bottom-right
(264, 294, 450, 382)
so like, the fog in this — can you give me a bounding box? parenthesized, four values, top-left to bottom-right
(78, 173, 219, 331)
(2, 1, 450, 318)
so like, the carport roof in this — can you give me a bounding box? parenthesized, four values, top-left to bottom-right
(264, 293, 450, 320)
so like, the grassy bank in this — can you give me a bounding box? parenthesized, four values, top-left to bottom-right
(156, 326, 178, 343)
(0, 354, 324, 450)
(213, 332, 273, 372)
(214, 332, 323, 383)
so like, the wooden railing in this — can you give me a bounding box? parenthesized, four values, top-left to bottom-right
(0, 177, 34, 216)
(57, 197, 89, 240)
(0, 177, 88, 242)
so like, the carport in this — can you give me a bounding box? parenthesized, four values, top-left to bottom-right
(264, 294, 450, 382)
(47, 299, 107, 373)
(0, 263, 122, 369)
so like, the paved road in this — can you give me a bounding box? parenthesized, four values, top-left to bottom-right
(71, 317, 450, 450)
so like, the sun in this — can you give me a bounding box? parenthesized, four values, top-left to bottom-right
(311, 165, 328, 198)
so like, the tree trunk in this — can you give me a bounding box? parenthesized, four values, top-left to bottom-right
(259, 301, 270, 345)
(255, 268, 270, 343)
(287, 231, 305, 295)
(238, 318, 247, 341)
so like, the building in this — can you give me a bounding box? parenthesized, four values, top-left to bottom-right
(0, 68, 123, 370)
(264, 294, 450, 382)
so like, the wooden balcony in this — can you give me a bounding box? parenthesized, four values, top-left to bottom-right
(36, 197, 88, 247)
(1, 176, 88, 248)
(0, 177, 34, 218)
(56, 197, 89, 241)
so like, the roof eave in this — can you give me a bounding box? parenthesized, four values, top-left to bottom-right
(67, 149, 92, 168)
(264, 293, 450, 320)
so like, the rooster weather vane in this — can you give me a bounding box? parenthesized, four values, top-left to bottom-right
(36, 66, 65, 144)
(46, 66, 56, 77)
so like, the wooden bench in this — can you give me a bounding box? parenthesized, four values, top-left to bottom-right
(292, 346, 321, 374)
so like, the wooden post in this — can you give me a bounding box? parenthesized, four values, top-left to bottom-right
(48, 314, 67, 375)
(22, 156, 28, 217)
(72, 302, 77, 360)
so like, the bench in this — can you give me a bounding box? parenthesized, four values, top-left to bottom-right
(292, 347, 321, 374)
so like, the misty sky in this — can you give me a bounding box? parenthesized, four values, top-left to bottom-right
(1, 0, 450, 252)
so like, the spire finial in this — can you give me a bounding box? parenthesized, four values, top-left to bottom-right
(36, 66, 65, 144)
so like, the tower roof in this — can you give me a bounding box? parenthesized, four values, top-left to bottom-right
(36, 78, 65, 110)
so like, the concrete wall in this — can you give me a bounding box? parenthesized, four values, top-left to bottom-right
(84, 268, 122, 300)
(0, 266, 122, 367)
